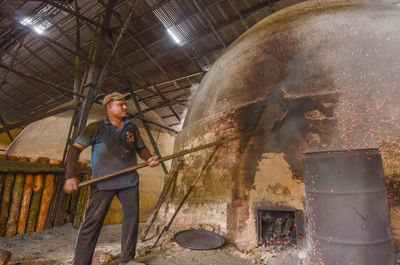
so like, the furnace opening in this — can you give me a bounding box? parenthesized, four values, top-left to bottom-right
(257, 209, 304, 249)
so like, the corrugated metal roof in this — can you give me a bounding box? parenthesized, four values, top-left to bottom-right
(0, 0, 306, 129)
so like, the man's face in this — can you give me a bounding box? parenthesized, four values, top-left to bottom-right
(107, 99, 128, 119)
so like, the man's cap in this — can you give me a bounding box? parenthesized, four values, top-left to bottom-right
(102, 92, 130, 106)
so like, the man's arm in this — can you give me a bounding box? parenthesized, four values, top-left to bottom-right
(63, 143, 84, 194)
(138, 147, 160, 167)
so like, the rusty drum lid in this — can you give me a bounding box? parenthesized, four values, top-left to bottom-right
(174, 229, 225, 250)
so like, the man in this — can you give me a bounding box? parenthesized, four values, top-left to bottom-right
(63, 92, 159, 265)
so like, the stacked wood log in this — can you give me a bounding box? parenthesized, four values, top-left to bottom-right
(47, 170, 64, 228)
(17, 157, 38, 234)
(70, 161, 90, 228)
(73, 174, 90, 228)
(0, 173, 13, 236)
(36, 160, 60, 232)
(6, 157, 28, 236)
(25, 173, 43, 232)
(0, 155, 91, 237)
(0, 173, 3, 228)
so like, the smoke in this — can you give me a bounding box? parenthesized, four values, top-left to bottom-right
(356, 0, 400, 12)
(369, 0, 400, 5)
(357, 0, 400, 5)
(176, 83, 200, 131)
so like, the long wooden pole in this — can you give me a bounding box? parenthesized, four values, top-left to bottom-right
(77, 137, 227, 188)
(152, 144, 221, 248)
(139, 160, 183, 242)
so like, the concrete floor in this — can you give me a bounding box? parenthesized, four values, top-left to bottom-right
(0, 223, 301, 265)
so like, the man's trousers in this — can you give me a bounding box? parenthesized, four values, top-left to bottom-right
(72, 184, 139, 265)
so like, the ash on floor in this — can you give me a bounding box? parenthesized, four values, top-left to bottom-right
(0, 224, 303, 265)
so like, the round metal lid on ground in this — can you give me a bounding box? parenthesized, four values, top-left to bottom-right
(174, 229, 225, 250)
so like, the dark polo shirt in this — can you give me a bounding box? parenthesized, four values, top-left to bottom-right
(75, 118, 146, 190)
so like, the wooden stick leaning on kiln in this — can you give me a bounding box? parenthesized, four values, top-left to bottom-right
(152, 144, 222, 248)
(139, 159, 183, 242)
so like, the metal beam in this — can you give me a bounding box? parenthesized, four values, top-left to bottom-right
(0, 81, 45, 116)
(129, 88, 169, 174)
(0, 90, 65, 119)
(3, 48, 71, 105)
(29, 0, 108, 30)
(0, 82, 33, 114)
(114, 44, 171, 173)
(60, 0, 84, 165)
(0, 0, 8, 7)
(98, 0, 172, 22)
(107, 65, 167, 107)
(109, 0, 269, 72)
(0, 62, 84, 98)
(120, 72, 202, 97)
(73, 0, 115, 138)
(2, 0, 94, 51)
(149, 72, 202, 88)
(128, 114, 178, 134)
(168, 122, 181, 127)
(93, 0, 136, 97)
(139, 99, 187, 115)
(0, 0, 272, 126)
(73, 0, 81, 102)
(21, 43, 71, 84)
(110, 12, 182, 122)
(0, 35, 26, 100)
(2, 45, 73, 103)
(113, 50, 182, 121)
(228, 0, 250, 29)
(0, 101, 77, 134)
(132, 46, 223, 84)
(161, 114, 176, 119)
(5, 0, 265, 97)
(140, 85, 192, 102)
(110, 52, 180, 135)
(3, 0, 214, 70)
(192, 0, 226, 49)
(3, 2, 96, 69)
(6, 17, 93, 64)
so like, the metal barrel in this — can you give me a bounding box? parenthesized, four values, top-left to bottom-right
(303, 149, 395, 265)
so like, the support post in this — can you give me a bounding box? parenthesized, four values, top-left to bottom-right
(0, 115, 13, 142)
(72, 0, 116, 138)
(129, 87, 169, 174)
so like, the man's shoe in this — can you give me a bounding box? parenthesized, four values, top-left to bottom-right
(121, 260, 146, 265)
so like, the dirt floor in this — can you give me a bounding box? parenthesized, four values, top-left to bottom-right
(0, 223, 302, 265)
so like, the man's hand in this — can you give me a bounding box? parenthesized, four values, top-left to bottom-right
(147, 155, 160, 167)
(63, 177, 79, 194)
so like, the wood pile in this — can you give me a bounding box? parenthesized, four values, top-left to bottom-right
(0, 155, 91, 236)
